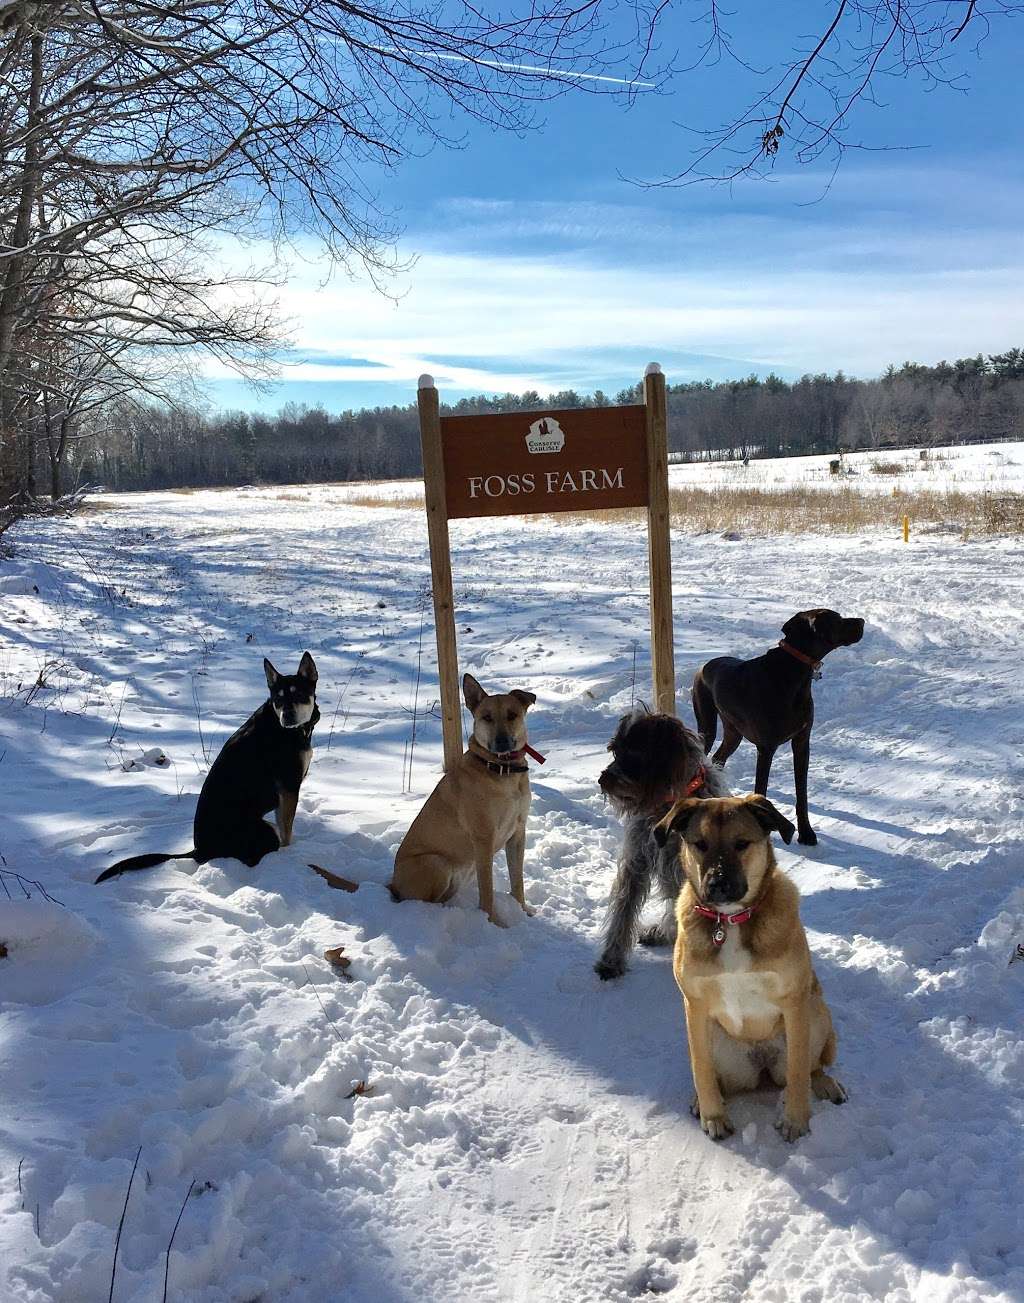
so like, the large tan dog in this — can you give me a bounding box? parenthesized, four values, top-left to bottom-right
(654, 794, 847, 1142)
(390, 674, 539, 925)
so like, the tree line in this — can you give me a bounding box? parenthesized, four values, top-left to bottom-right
(64, 349, 1024, 493)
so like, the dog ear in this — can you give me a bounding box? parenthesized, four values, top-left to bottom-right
(742, 795, 796, 844)
(264, 658, 279, 689)
(462, 673, 486, 712)
(297, 651, 318, 683)
(510, 689, 536, 709)
(607, 709, 634, 751)
(653, 797, 704, 848)
(782, 612, 815, 639)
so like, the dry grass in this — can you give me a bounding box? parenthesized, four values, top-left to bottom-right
(323, 483, 1024, 535)
(76, 497, 121, 515)
(869, 460, 905, 475)
(549, 485, 1024, 536)
(343, 493, 425, 509)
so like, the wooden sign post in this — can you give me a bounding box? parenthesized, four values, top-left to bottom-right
(418, 364, 675, 770)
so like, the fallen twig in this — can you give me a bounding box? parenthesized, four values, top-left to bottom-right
(301, 965, 347, 1039)
(162, 1177, 196, 1303)
(0, 869, 64, 906)
(108, 1145, 142, 1303)
(191, 677, 209, 765)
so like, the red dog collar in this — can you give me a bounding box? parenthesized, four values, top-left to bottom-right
(475, 742, 547, 775)
(657, 764, 706, 809)
(693, 899, 759, 946)
(499, 744, 546, 765)
(778, 640, 822, 677)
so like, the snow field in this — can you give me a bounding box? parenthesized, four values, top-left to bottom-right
(665, 440, 1024, 497)
(261, 438, 1024, 507)
(0, 485, 1022, 1302)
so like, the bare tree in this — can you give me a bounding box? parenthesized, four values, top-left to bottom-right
(0, 0, 666, 500)
(648, 1, 1022, 184)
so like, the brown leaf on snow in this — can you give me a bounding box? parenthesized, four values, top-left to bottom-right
(309, 863, 359, 892)
(345, 1080, 375, 1100)
(323, 945, 352, 969)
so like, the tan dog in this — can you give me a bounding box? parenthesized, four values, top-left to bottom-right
(654, 795, 847, 1142)
(390, 674, 539, 925)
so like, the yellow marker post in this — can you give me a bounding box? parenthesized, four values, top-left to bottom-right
(902, 515, 910, 543)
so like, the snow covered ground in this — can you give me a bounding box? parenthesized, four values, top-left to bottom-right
(667, 439, 1024, 496)
(1, 483, 1023, 1302)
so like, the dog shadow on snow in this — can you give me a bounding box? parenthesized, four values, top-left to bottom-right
(357, 847, 1021, 1293)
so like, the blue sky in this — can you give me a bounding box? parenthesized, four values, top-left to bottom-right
(206, 3, 1024, 414)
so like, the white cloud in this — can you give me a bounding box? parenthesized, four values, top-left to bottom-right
(205, 174, 1024, 397)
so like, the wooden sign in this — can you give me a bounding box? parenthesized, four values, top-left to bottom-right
(418, 366, 675, 770)
(441, 405, 649, 518)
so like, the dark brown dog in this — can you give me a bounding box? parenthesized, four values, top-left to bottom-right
(691, 609, 864, 845)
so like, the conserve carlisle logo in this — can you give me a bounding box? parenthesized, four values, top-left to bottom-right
(525, 417, 565, 454)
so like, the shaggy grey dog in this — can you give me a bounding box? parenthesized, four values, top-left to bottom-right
(594, 707, 729, 981)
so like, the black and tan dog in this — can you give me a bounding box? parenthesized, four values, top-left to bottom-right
(655, 794, 846, 1142)
(95, 653, 320, 882)
(390, 674, 542, 925)
(692, 608, 865, 845)
(593, 707, 728, 980)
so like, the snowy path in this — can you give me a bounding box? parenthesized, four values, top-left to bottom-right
(1, 489, 1022, 1302)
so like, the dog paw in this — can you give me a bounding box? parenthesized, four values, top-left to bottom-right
(594, 956, 626, 981)
(689, 1093, 700, 1118)
(701, 1112, 734, 1141)
(638, 925, 672, 948)
(812, 1072, 848, 1104)
(775, 1113, 810, 1142)
(519, 901, 537, 917)
(797, 828, 818, 846)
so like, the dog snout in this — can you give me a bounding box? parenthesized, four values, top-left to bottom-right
(703, 863, 746, 904)
(844, 617, 865, 644)
(494, 733, 514, 755)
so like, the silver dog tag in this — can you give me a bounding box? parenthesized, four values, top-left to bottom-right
(713, 926, 726, 945)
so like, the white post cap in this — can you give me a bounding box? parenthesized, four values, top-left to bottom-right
(644, 361, 663, 376)
(418, 373, 435, 390)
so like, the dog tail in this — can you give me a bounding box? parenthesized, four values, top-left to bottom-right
(94, 851, 194, 884)
(691, 669, 719, 756)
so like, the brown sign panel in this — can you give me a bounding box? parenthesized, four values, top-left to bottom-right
(441, 405, 649, 519)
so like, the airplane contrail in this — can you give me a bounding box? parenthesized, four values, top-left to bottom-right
(377, 46, 656, 89)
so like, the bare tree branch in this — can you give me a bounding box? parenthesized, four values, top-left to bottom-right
(643, 1, 1021, 185)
